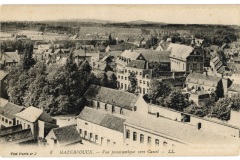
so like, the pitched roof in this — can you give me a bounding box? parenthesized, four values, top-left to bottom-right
(0, 128, 33, 144)
(52, 125, 81, 145)
(15, 106, 43, 122)
(0, 52, 20, 63)
(168, 43, 194, 61)
(186, 72, 222, 87)
(0, 102, 24, 120)
(99, 114, 125, 133)
(0, 71, 8, 80)
(0, 124, 22, 136)
(141, 50, 171, 63)
(121, 50, 140, 60)
(78, 107, 125, 133)
(125, 113, 238, 145)
(0, 98, 8, 108)
(126, 60, 146, 69)
(84, 85, 138, 110)
(228, 83, 240, 93)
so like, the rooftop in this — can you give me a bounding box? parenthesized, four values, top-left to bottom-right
(186, 72, 222, 87)
(51, 125, 81, 145)
(141, 50, 171, 63)
(0, 128, 33, 144)
(126, 60, 146, 69)
(125, 113, 238, 145)
(84, 85, 138, 110)
(0, 70, 8, 80)
(121, 50, 140, 60)
(0, 102, 24, 120)
(168, 43, 194, 61)
(78, 107, 126, 133)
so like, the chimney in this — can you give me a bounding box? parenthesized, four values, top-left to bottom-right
(146, 61, 149, 70)
(203, 71, 208, 76)
(172, 71, 175, 79)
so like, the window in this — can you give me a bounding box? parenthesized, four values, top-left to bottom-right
(85, 122, 88, 125)
(107, 139, 110, 145)
(121, 76, 123, 80)
(139, 80, 142, 83)
(143, 88, 145, 94)
(95, 135, 98, 140)
(27, 125, 30, 129)
(133, 132, 137, 141)
(147, 81, 150, 87)
(90, 133, 93, 138)
(84, 131, 87, 138)
(125, 77, 127, 80)
(125, 69, 127, 73)
(136, 71, 138, 75)
(143, 81, 145, 84)
(112, 106, 115, 113)
(120, 108, 123, 115)
(2, 117, 4, 121)
(189, 64, 193, 70)
(126, 130, 130, 138)
(9, 121, 12, 125)
(97, 101, 100, 109)
(197, 63, 200, 71)
(5, 119, 8, 123)
(140, 72, 142, 75)
(128, 70, 130, 73)
(125, 84, 127, 90)
(79, 129, 82, 135)
(140, 134, 144, 143)
(121, 83, 123, 89)
(118, 75, 120, 79)
(105, 104, 108, 110)
(163, 141, 168, 147)
(155, 139, 159, 146)
(148, 137, 151, 145)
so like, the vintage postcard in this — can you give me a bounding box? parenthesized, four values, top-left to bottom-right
(0, 4, 240, 157)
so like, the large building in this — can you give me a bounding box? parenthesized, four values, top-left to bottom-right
(77, 107, 125, 147)
(84, 85, 139, 117)
(168, 44, 204, 72)
(116, 50, 152, 94)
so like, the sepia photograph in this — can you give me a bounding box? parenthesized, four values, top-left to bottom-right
(0, 4, 240, 157)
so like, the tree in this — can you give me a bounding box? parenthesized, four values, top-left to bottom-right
(165, 89, 189, 111)
(128, 72, 138, 93)
(100, 73, 109, 87)
(108, 73, 118, 89)
(146, 79, 172, 104)
(22, 42, 36, 70)
(210, 97, 232, 120)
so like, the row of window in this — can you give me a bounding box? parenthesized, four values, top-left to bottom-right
(126, 130, 167, 146)
(95, 101, 124, 115)
(0, 116, 12, 125)
(16, 120, 31, 129)
(120, 83, 149, 94)
(80, 129, 116, 146)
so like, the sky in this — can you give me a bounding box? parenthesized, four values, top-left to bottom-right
(0, 5, 240, 25)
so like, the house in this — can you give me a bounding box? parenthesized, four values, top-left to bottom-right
(15, 106, 57, 139)
(45, 125, 81, 147)
(0, 102, 24, 129)
(0, 50, 20, 68)
(188, 90, 210, 106)
(227, 83, 240, 97)
(124, 113, 238, 149)
(155, 41, 170, 51)
(167, 43, 204, 72)
(84, 85, 139, 116)
(185, 72, 229, 98)
(77, 107, 125, 147)
(116, 50, 151, 94)
(0, 127, 33, 145)
(0, 70, 8, 99)
(120, 60, 152, 94)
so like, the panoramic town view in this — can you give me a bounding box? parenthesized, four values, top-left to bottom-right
(0, 5, 240, 156)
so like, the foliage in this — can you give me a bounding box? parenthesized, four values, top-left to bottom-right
(209, 97, 232, 120)
(165, 89, 189, 111)
(22, 42, 36, 70)
(128, 71, 138, 93)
